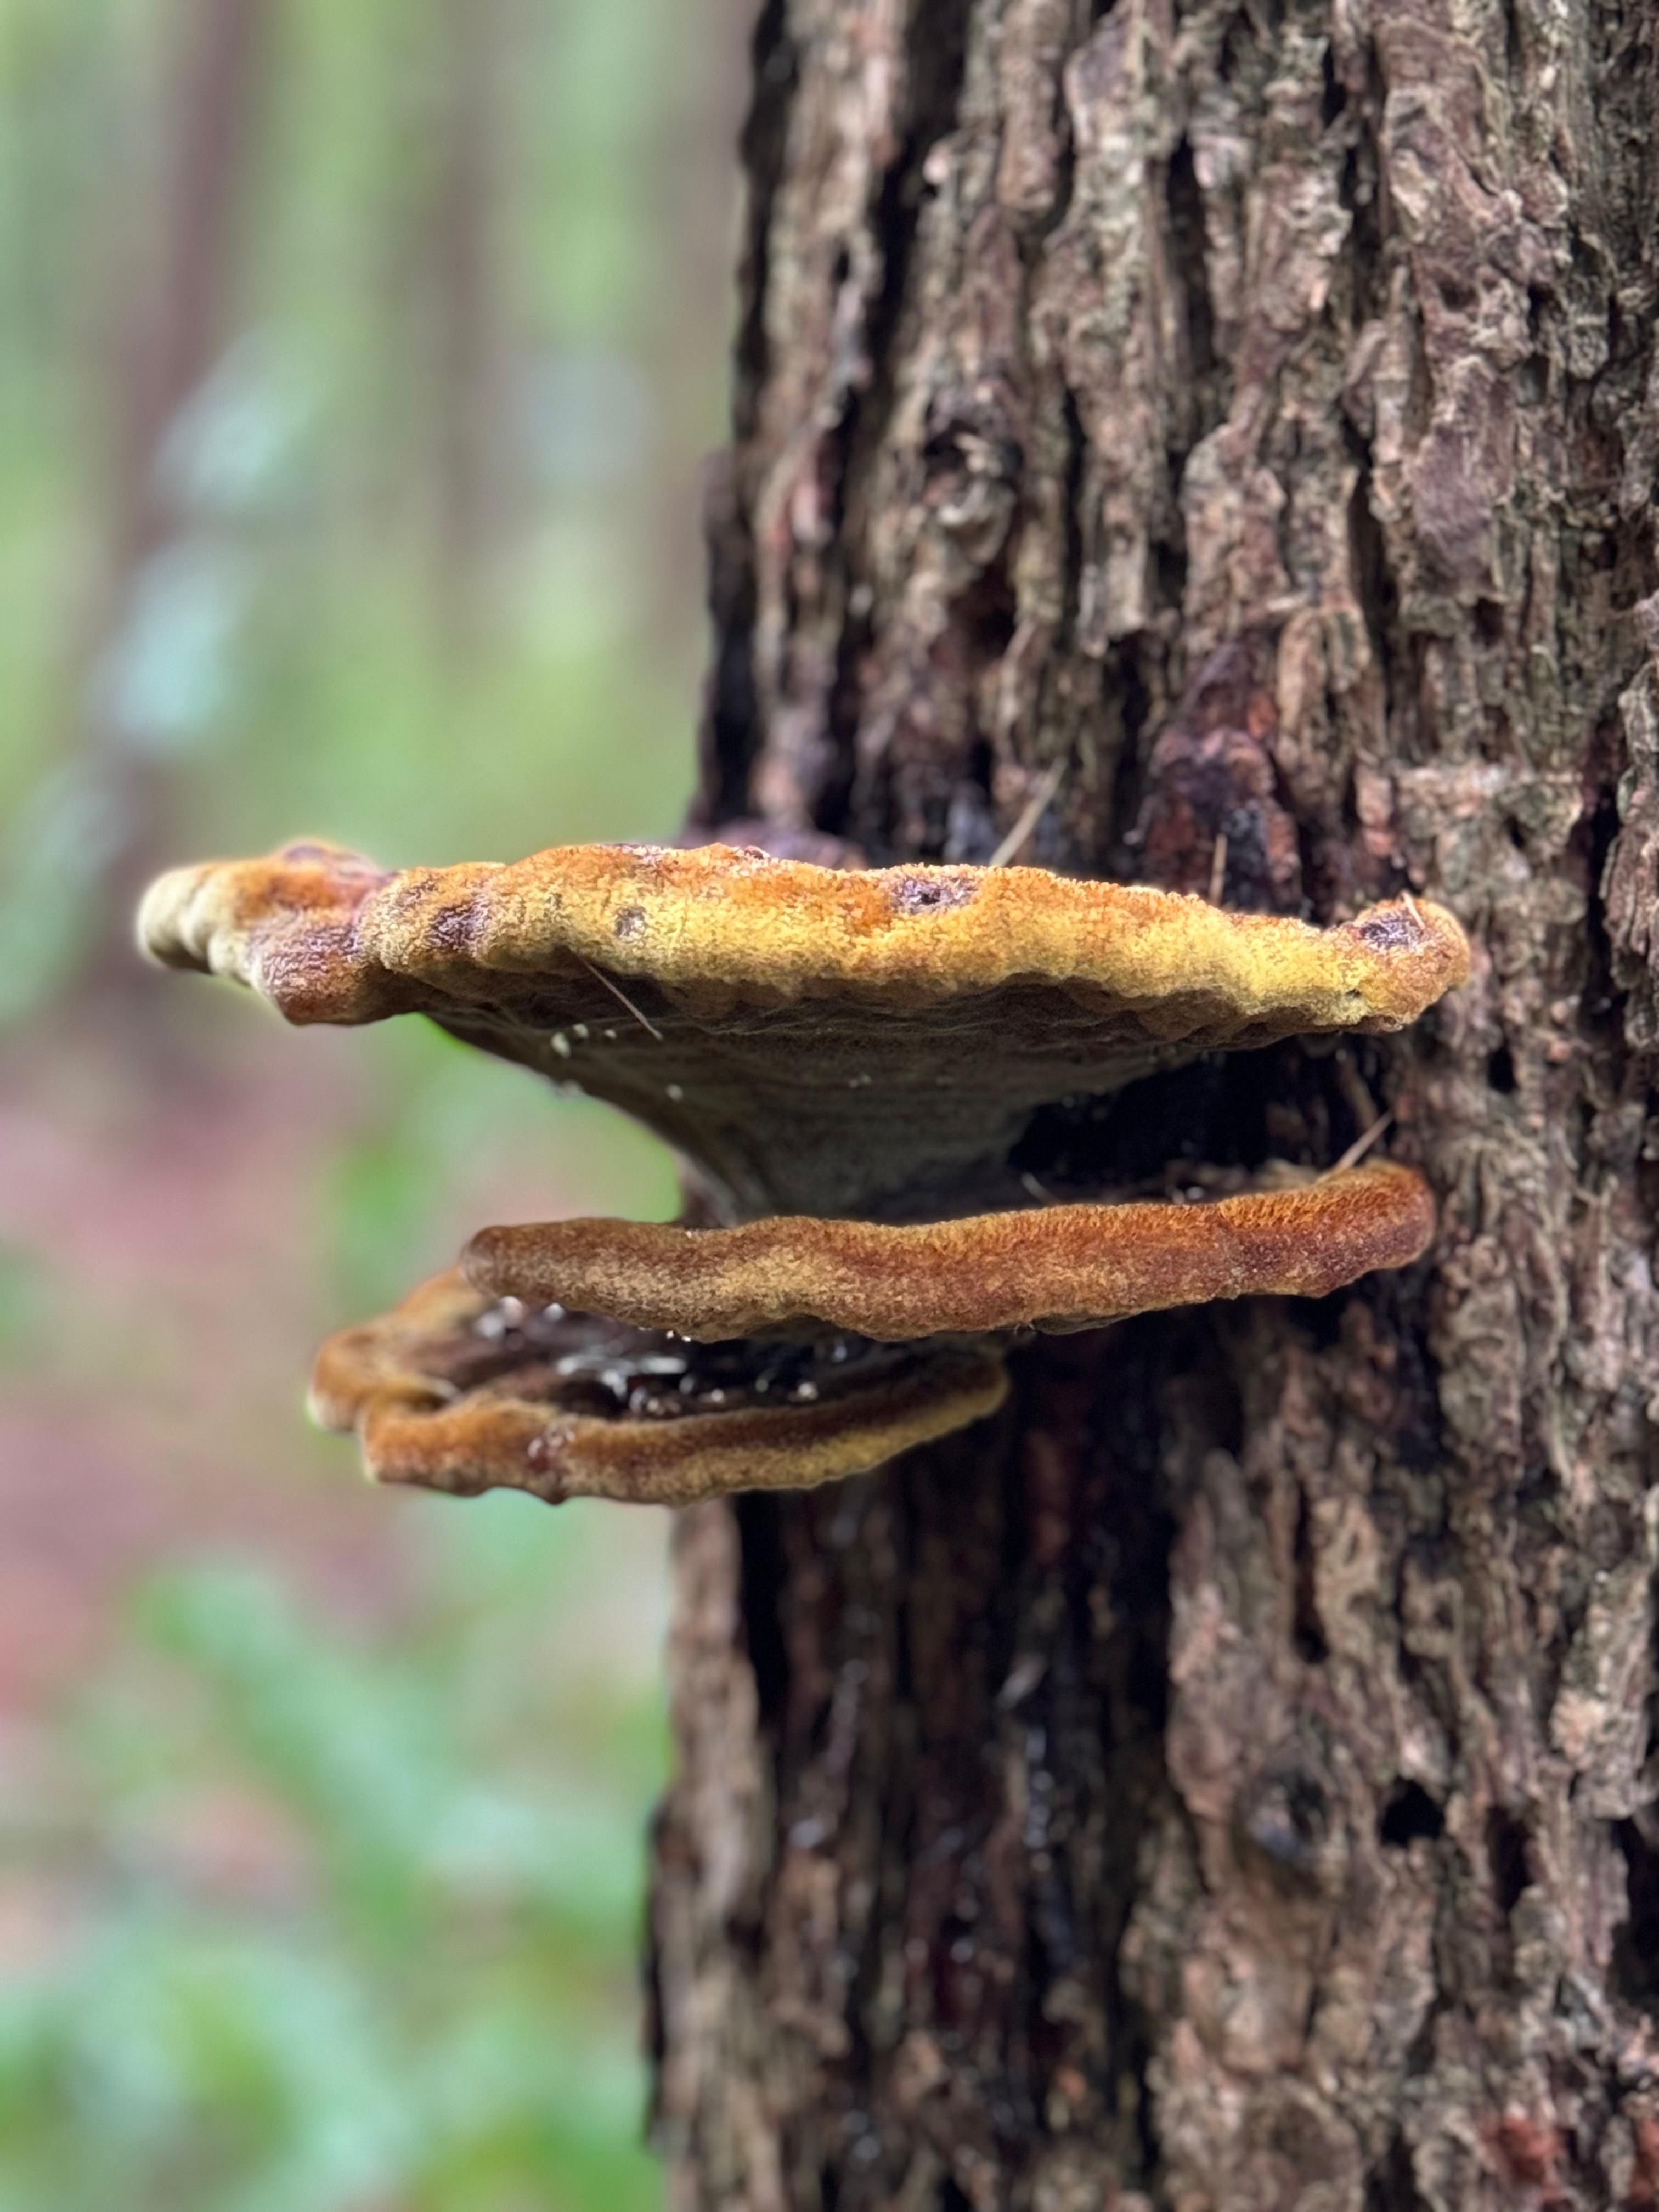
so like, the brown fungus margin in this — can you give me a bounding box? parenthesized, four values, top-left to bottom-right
(308, 1267, 1010, 1508)
(139, 838, 1470, 1220)
(461, 1160, 1436, 1341)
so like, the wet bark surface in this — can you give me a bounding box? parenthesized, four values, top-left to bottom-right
(651, 0, 1659, 2203)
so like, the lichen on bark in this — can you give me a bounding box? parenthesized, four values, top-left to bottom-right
(654, 0, 1659, 2205)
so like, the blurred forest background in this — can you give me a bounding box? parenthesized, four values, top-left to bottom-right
(0, 1, 743, 2204)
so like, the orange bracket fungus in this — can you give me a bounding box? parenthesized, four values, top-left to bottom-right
(139, 836, 1468, 1507)
(308, 1268, 1008, 1508)
(461, 1161, 1435, 1341)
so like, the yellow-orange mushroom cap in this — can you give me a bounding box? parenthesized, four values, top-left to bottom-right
(140, 839, 1468, 1217)
(462, 1161, 1435, 1341)
(309, 1268, 1009, 1508)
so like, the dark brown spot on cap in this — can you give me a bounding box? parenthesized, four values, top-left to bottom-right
(888, 872, 977, 916)
(428, 899, 479, 955)
(1354, 907, 1422, 952)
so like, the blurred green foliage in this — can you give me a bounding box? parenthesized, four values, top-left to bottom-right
(0, 1506, 670, 2212)
(320, 1024, 682, 1333)
(0, 0, 713, 1007)
(0, 0, 732, 2202)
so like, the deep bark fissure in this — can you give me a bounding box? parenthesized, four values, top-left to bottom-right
(694, 0, 798, 827)
(839, 0, 975, 498)
(735, 0, 799, 438)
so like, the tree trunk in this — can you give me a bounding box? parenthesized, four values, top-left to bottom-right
(649, 0, 1659, 2204)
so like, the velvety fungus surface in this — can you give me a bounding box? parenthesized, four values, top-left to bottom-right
(308, 1267, 1010, 1508)
(141, 839, 1470, 1219)
(461, 1160, 1436, 1341)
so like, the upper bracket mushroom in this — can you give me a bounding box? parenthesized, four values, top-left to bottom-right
(140, 839, 1470, 1220)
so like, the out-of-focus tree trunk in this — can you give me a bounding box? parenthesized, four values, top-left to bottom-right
(650, 0, 1659, 2205)
(431, 0, 509, 652)
(88, 0, 270, 1001)
(114, 0, 269, 573)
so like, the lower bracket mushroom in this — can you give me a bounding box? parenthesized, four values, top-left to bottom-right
(309, 1269, 1009, 1506)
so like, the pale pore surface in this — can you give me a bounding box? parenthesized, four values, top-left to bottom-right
(140, 840, 1470, 1217)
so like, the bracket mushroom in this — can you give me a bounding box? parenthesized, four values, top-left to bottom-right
(140, 838, 1469, 1221)
(308, 1268, 1009, 1507)
(140, 836, 1468, 1506)
(462, 1161, 1436, 1341)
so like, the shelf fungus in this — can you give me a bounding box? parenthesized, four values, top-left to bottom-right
(140, 834, 1468, 1507)
(307, 1267, 1008, 1507)
(140, 837, 1467, 1220)
(462, 1160, 1435, 1341)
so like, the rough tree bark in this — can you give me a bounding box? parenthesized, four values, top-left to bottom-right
(648, 0, 1659, 2204)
